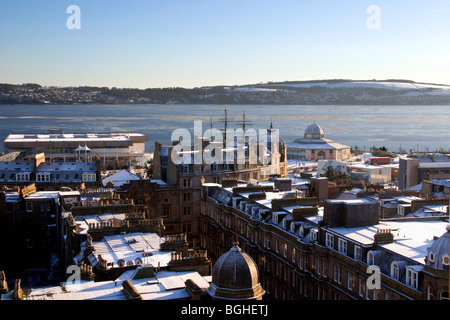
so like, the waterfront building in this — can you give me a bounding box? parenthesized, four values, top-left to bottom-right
(286, 123, 351, 162)
(3, 131, 148, 168)
(199, 181, 449, 300)
(398, 158, 450, 190)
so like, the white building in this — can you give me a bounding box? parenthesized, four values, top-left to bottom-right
(349, 163, 392, 183)
(286, 123, 351, 161)
(4, 131, 148, 167)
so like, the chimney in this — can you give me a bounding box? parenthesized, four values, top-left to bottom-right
(373, 229, 394, 244)
(34, 153, 46, 168)
(274, 178, 292, 192)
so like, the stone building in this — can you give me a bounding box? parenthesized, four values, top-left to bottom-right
(286, 123, 351, 162)
(199, 181, 449, 300)
(149, 122, 288, 249)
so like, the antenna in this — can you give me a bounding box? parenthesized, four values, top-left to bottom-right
(235, 110, 253, 133)
(218, 107, 235, 143)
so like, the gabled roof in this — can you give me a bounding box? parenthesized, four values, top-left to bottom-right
(102, 169, 140, 187)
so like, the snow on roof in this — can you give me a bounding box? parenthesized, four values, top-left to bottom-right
(330, 219, 450, 264)
(102, 169, 140, 187)
(36, 162, 97, 172)
(91, 232, 172, 269)
(286, 139, 350, 150)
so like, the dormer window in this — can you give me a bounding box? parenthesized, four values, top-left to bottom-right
(310, 230, 317, 242)
(16, 173, 30, 182)
(406, 267, 420, 289)
(36, 173, 51, 182)
(82, 173, 96, 182)
(443, 254, 450, 266)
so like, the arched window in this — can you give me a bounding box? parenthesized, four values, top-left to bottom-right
(391, 263, 399, 279)
(367, 250, 381, 266)
(440, 291, 449, 300)
(390, 261, 406, 280)
(426, 285, 434, 300)
(317, 151, 326, 159)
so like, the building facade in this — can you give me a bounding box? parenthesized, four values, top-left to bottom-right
(199, 181, 449, 300)
(4, 131, 148, 168)
(286, 123, 351, 162)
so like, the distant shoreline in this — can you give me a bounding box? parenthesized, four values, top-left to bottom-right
(2, 80, 450, 105)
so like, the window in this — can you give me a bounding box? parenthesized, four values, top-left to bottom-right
(291, 248, 296, 263)
(367, 250, 379, 265)
(283, 243, 287, 257)
(183, 193, 191, 201)
(338, 238, 347, 255)
(82, 173, 96, 182)
(333, 265, 342, 284)
(406, 267, 419, 289)
(326, 233, 334, 248)
(391, 262, 400, 279)
(310, 230, 317, 242)
(183, 179, 191, 187)
(162, 207, 170, 219)
(359, 278, 365, 298)
(322, 260, 328, 278)
(37, 173, 50, 182)
(441, 291, 449, 300)
(354, 246, 362, 261)
(316, 258, 321, 275)
(443, 254, 450, 266)
(26, 202, 33, 212)
(16, 173, 30, 182)
(347, 272, 353, 290)
(427, 286, 434, 300)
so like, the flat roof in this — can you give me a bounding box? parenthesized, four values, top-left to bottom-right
(2, 269, 210, 300)
(5, 133, 146, 143)
(91, 232, 172, 269)
(329, 219, 449, 264)
(418, 162, 450, 168)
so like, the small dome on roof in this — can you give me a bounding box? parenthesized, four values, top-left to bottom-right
(427, 224, 450, 270)
(207, 243, 265, 300)
(304, 123, 325, 139)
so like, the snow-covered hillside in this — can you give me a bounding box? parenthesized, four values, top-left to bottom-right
(263, 80, 450, 94)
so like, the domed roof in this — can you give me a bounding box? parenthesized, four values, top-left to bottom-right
(304, 123, 325, 139)
(427, 224, 450, 270)
(207, 243, 265, 300)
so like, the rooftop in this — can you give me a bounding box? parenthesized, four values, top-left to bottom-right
(329, 219, 449, 264)
(1, 268, 210, 301)
(5, 132, 146, 143)
(88, 232, 172, 269)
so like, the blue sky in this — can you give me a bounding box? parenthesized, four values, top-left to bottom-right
(1, 0, 450, 88)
